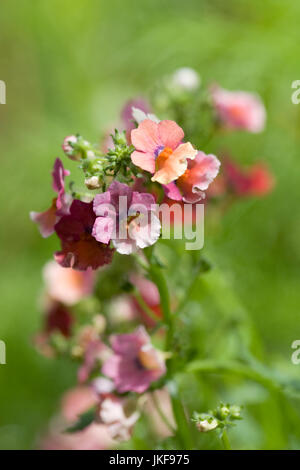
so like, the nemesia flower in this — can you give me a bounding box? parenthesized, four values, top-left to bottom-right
(54, 199, 114, 270)
(223, 158, 274, 197)
(92, 181, 161, 255)
(211, 85, 266, 133)
(131, 119, 197, 185)
(164, 151, 220, 203)
(43, 260, 96, 306)
(102, 326, 166, 393)
(30, 158, 71, 237)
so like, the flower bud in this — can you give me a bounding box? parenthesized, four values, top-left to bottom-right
(85, 176, 101, 190)
(62, 135, 81, 161)
(196, 418, 218, 432)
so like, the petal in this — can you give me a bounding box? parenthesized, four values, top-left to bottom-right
(129, 214, 161, 249)
(131, 191, 156, 210)
(131, 150, 155, 173)
(152, 142, 197, 185)
(55, 237, 114, 271)
(179, 152, 221, 203)
(30, 204, 58, 238)
(163, 182, 182, 201)
(158, 120, 184, 149)
(131, 119, 160, 153)
(112, 238, 137, 255)
(92, 217, 115, 244)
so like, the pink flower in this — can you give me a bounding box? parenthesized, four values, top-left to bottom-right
(54, 199, 114, 270)
(43, 260, 96, 306)
(211, 85, 266, 133)
(131, 119, 197, 185)
(102, 327, 166, 393)
(76, 325, 110, 384)
(164, 151, 220, 203)
(92, 181, 161, 255)
(30, 158, 71, 237)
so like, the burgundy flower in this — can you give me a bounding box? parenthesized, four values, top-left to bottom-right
(54, 200, 114, 271)
(46, 302, 73, 337)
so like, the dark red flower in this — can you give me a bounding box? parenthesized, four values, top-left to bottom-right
(54, 200, 114, 271)
(46, 302, 73, 337)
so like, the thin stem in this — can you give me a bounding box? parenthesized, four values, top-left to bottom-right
(142, 248, 193, 449)
(151, 391, 176, 435)
(221, 429, 231, 450)
(132, 289, 162, 325)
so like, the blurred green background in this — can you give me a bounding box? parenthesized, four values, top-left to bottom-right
(0, 0, 300, 449)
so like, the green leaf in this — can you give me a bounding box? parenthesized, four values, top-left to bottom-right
(65, 407, 96, 433)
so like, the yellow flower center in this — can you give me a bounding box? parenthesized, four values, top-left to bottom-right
(156, 147, 173, 171)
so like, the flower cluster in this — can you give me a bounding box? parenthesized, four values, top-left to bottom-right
(32, 67, 273, 449)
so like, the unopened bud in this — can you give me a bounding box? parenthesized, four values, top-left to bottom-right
(85, 175, 101, 189)
(62, 135, 81, 161)
(196, 418, 218, 432)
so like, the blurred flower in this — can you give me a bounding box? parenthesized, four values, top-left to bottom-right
(223, 158, 274, 197)
(97, 395, 140, 442)
(211, 85, 266, 133)
(54, 199, 114, 270)
(41, 386, 112, 450)
(43, 260, 96, 306)
(45, 302, 73, 337)
(171, 67, 200, 91)
(102, 326, 166, 393)
(93, 181, 161, 255)
(164, 151, 220, 203)
(131, 119, 197, 185)
(30, 158, 71, 237)
(75, 324, 110, 384)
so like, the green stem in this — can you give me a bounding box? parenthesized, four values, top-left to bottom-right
(143, 248, 193, 449)
(221, 429, 231, 450)
(151, 391, 176, 435)
(133, 289, 163, 325)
